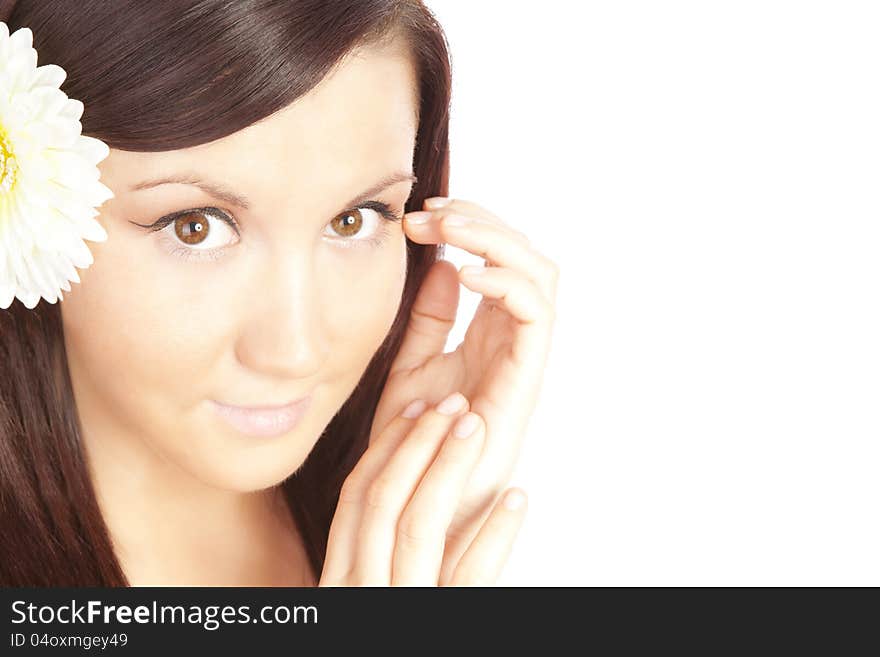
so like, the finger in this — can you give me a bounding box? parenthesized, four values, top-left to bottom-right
(445, 488, 528, 587)
(351, 392, 471, 585)
(391, 412, 487, 586)
(320, 398, 429, 585)
(404, 213, 531, 258)
(422, 197, 531, 245)
(458, 265, 555, 369)
(405, 213, 558, 302)
(389, 258, 460, 376)
(424, 197, 501, 220)
(459, 265, 554, 325)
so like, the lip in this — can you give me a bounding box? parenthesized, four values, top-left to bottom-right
(210, 395, 312, 438)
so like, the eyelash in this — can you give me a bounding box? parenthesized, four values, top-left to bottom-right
(133, 201, 401, 263)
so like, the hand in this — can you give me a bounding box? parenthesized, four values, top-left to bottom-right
(369, 197, 558, 584)
(319, 393, 527, 585)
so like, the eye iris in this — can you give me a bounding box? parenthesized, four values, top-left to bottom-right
(174, 212, 209, 245)
(331, 210, 363, 237)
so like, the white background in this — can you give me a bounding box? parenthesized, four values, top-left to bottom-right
(425, 0, 880, 585)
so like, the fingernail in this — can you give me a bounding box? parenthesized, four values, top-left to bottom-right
(453, 412, 480, 438)
(425, 197, 452, 208)
(402, 399, 427, 419)
(443, 214, 471, 228)
(406, 211, 433, 224)
(436, 392, 466, 415)
(504, 489, 526, 510)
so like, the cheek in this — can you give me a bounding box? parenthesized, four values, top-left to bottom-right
(319, 237, 408, 362)
(60, 236, 230, 422)
(59, 230, 410, 491)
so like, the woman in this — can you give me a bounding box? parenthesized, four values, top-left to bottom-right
(0, 0, 558, 586)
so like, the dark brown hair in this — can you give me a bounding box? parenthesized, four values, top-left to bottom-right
(0, 0, 451, 586)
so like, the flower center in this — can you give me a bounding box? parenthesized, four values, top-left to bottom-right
(0, 130, 19, 195)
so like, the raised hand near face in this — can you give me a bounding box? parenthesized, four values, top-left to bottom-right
(367, 197, 558, 584)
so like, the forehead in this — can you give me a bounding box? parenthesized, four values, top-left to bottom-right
(100, 40, 419, 203)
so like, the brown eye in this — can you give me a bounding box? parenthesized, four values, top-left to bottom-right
(329, 209, 365, 238)
(160, 208, 239, 256)
(129, 206, 240, 262)
(323, 206, 389, 247)
(174, 211, 211, 245)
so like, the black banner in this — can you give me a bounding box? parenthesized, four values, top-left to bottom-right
(0, 587, 874, 651)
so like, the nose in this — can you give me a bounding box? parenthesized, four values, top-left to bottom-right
(234, 250, 330, 382)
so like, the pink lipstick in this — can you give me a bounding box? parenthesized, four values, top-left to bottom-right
(210, 395, 311, 438)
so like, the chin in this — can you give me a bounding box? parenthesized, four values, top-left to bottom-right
(178, 439, 315, 494)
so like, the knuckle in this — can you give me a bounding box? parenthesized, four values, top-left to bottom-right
(396, 512, 439, 547)
(402, 420, 442, 449)
(337, 473, 364, 506)
(433, 439, 475, 471)
(347, 568, 371, 587)
(531, 295, 556, 324)
(410, 306, 456, 331)
(364, 475, 397, 511)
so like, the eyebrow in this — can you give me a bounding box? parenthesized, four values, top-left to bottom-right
(129, 170, 418, 212)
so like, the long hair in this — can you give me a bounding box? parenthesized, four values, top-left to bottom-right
(0, 0, 451, 586)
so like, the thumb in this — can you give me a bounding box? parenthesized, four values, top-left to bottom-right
(391, 258, 460, 375)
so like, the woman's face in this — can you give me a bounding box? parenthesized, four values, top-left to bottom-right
(60, 41, 419, 492)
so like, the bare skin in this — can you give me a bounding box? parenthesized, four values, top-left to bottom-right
(62, 38, 417, 586)
(61, 33, 558, 585)
(319, 197, 558, 586)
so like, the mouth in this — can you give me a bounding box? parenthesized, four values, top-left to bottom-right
(210, 394, 312, 438)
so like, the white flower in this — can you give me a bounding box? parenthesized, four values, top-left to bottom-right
(0, 22, 113, 310)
